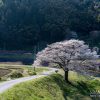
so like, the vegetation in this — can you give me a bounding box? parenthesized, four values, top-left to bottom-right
(28, 71, 37, 75)
(34, 40, 99, 82)
(0, 51, 34, 65)
(0, 0, 99, 50)
(0, 64, 49, 82)
(9, 71, 23, 79)
(0, 73, 100, 100)
(0, 0, 99, 99)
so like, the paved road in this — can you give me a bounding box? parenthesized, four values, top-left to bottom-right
(0, 68, 57, 94)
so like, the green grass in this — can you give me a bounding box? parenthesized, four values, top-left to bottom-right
(27, 67, 49, 74)
(0, 72, 100, 100)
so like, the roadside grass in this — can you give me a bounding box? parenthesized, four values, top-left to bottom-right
(27, 67, 49, 73)
(0, 72, 100, 100)
(0, 65, 49, 82)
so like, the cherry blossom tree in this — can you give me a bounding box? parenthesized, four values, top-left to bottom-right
(33, 40, 99, 82)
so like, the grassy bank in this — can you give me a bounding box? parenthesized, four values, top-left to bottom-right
(0, 72, 100, 100)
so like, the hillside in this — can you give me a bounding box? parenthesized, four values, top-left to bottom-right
(0, 0, 99, 50)
(0, 73, 100, 100)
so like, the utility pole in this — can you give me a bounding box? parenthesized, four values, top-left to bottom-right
(33, 46, 37, 71)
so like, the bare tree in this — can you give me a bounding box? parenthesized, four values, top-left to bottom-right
(33, 40, 99, 82)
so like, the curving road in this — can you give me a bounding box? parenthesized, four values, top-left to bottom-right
(0, 68, 57, 94)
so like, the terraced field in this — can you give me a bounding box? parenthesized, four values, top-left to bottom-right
(0, 68, 11, 77)
(0, 64, 49, 82)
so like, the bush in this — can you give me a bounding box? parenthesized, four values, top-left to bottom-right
(10, 71, 23, 79)
(0, 77, 7, 81)
(28, 70, 37, 75)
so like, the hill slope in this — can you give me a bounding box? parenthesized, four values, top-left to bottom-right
(0, 73, 100, 100)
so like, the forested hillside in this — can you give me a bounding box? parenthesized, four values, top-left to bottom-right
(0, 0, 99, 51)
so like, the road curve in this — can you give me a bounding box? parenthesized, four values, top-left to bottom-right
(0, 68, 57, 94)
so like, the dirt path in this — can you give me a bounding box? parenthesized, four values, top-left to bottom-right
(0, 68, 57, 93)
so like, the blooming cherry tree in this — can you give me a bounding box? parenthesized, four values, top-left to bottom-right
(33, 40, 99, 82)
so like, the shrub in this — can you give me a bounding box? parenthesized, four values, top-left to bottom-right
(10, 71, 23, 79)
(1, 77, 8, 81)
(28, 70, 37, 75)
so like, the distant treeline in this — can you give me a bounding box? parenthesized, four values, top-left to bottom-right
(0, 0, 100, 51)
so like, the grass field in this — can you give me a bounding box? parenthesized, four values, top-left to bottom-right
(0, 64, 49, 82)
(0, 72, 100, 100)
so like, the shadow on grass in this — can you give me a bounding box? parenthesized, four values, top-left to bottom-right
(52, 75, 68, 100)
(76, 81, 100, 100)
(51, 74, 99, 100)
(76, 81, 94, 95)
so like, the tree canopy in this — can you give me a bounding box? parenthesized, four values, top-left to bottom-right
(0, 0, 99, 50)
(34, 40, 99, 81)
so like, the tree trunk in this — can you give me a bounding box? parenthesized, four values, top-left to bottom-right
(64, 69, 69, 82)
